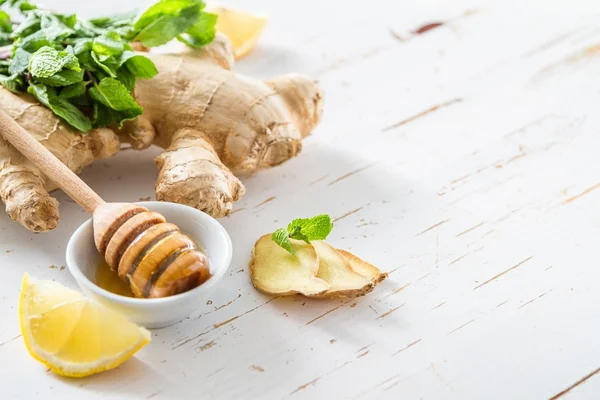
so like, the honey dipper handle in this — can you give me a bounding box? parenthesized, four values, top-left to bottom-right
(0, 109, 105, 214)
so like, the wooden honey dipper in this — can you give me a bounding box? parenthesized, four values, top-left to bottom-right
(0, 110, 211, 298)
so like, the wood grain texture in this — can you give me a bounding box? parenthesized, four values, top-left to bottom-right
(1, 0, 600, 399)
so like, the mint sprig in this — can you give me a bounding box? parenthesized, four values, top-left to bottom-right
(272, 215, 334, 255)
(0, 0, 217, 132)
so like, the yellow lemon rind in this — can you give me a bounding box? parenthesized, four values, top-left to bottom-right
(19, 273, 151, 378)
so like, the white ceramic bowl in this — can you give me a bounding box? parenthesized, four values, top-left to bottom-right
(66, 201, 232, 329)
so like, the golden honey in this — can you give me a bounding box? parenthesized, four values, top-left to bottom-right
(95, 258, 134, 297)
(95, 224, 211, 299)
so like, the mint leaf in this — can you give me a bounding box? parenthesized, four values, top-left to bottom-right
(28, 83, 92, 132)
(176, 11, 216, 48)
(288, 215, 333, 241)
(88, 77, 142, 126)
(91, 102, 139, 128)
(90, 10, 137, 30)
(56, 13, 77, 29)
(272, 228, 295, 255)
(29, 46, 80, 78)
(0, 32, 10, 46)
(133, 0, 201, 47)
(38, 11, 75, 39)
(92, 31, 124, 56)
(8, 47, 31, 75)
(119, 51, 157, 79)
(36, 68, 84, 86)
(10, 12, 40, 38)
(90, 50, 118, 77)
(1, 0, 217, 131)
(88, 77, 140, 111)
(17, 30, 53, 52)
(0, 11, 12, 33)
(59, 81, 87, 99)
(116, 67, 135, 92)
(72, 38, 97, 71)
(0, 73, 24, 92)
(272, 214, 334, 254)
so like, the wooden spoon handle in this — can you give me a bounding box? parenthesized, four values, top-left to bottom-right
(0, 109, 105, 214)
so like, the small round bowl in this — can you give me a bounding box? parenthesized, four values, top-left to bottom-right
(66, 201, 232, 329)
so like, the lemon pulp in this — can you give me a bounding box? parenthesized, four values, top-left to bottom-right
(19, 273, 150, 377)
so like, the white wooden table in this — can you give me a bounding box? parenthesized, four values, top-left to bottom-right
(1, 0, 600, 398)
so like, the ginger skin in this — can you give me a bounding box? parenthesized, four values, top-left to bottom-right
(0, 34, 323, 231)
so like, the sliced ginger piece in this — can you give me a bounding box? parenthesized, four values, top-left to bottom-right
(249, 234, 330, 296)
(207, 5, 267, 59)
(312, 241, 375, 298)
(337, 249, 388, 284)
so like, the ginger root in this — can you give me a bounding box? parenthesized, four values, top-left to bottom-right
(0, 34, 323, 231)
(121, 33, 323, 217)
(0, 90, 119, 232)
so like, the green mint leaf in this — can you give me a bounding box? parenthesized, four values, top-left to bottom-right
(92, 31, 125, 56)
(73, 19, 104, 38)
(116, 67, 135, 92)
(29, 46, 80, 78)
(10, 12, 40, 38)
(16, 31, 52, 52)
(272, 228, 295, 255)
(69, 93, 91, 107)
(90, 51, 118, 77)
(36, 68, 84, 86)
(119, 51, 158, 79)
(72, 38, 97, 71)
(0, 60, 10, 75)
(272, 214, 334, 254)
(16, 0, 36, 11)
(59, 81, 87, 99)
(38, 12, 75, 39)
(90, 10, 137, 29)
(287, 215, 333, 241)
(0, 32, 10, 46)
(91, 101, 139, 128)
(133, 0, 201, 47)
(176, 11, 216, 48)
(92, 102, 116, 126)
(27, 83, 92, 132)
(60, 46, 80, 70)
(0, 11, 12, 33)
(56, 14, 77, 29)
(8, 47, 31, 75)
(0, 73, 24, 93)
(88, 77, 141, 111)
(2, 0, 215, 130)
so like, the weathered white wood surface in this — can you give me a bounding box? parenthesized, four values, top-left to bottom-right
(2, 0, 600, 398)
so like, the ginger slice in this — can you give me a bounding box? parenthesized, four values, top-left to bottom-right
(312, 241, 374, 298)
(337, 249, 388, 284)
(249, 234, 330, 296)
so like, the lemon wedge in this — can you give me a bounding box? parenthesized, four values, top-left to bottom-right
(208, 5, 267, 59)
(19, 273, 151, 378)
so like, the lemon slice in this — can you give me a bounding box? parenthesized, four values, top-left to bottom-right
(208, 5, 267, 59)
(19, 273, 151, 378)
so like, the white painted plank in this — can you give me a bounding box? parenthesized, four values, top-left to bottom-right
(2, 0, 600, 399)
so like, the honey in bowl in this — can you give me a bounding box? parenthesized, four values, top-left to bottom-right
(96, 258, 134, 297)
(95, 237, 211, 298)
(95, 204, 212, 299)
